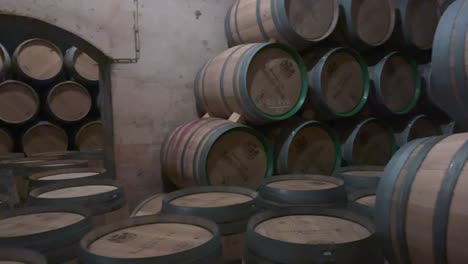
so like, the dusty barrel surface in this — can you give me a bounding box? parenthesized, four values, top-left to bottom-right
(21, 122, 68, 156)
(225, 0, 339, 50)
(369, 52, 420, 116)
(130, 193, 165, 217)
(340, 118, 397, 166)
(0, 206, 92, 263)
(46, 81, 92, 123)
(0, 128, 13, 154)
(195, 43, 307, 125)
(29, 179, 128, 227)
(265, 118, 341, 175)
(162, 186, 257, 263)
(65, 47, 100, 86)
(302, 47, 369, 120)
(74, 121, 104, 150)
(245, 207, 382, 263)
(331, 0, 395, 50)
(28, 167, 106, 188)
(349, 189, 376, 219)
(79, 215, 222, 264)
(333, 166, 384, 191)
(431, 0, 468, 123)
(0, 43, 11, 81)
(376, 133, 468, 264)
(161, 118, 273, 189)
(12, 39, 63, 85)
(0, 81, 39, 125)
(0, 248, 47, 264)
(257, 175, 347, 210)
(394, 115, 441, 146)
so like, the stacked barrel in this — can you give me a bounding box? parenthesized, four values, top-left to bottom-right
(0, 39, 104, 157)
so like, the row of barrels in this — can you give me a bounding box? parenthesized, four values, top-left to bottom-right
(0, 120, 103, 155)
(161, 115, 449, 189)
(195, 42, 443, 125)
(0, 39, 99, 86)
(225, 0, 446, 52)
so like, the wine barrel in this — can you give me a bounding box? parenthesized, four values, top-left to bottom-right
(225, 0, 339, 50)
(21, 122, 68, 156)
(46, 81, 92, 123)
(437, 0, 456, 13)
(376, 133, 468, 264)
(161, 118, 273, 189)
(440, 121, 466, 135)
(28, 167, 106, 188)
(369, 52, 420, 115)
(333, 166, 384, 191)
(0, 248, 47, 264)
(29, 179, 128, 227)
(0, 194, 10, 211)
(195, 43, 307, 125)
(75, 121, 104, 150)
(264, 118, 341, 175)
(0, 81, 39, 125)
(130, 193, 165, 217)
(394, 0, 440, 50)
(395, 115, 441, 146)
(257, 175, 347, 210)
(418, 63, 443, 114)
(330, 0, 395, 50)
(0, 128, 13, 154)
(245, 207, 382, 263)
(302, 47, 369, 120)
(349, 189, 376, 219)
(0, 206, 92, 263)
(162, 186, 257, 263)
(340, 118, 397, 166)
(0, 43, 11, 81)
(29, 149, 104, 168)
(12, 39, 63, 85)
(65, 47, 99, 86)
(0, 152, 24, 160)
(431, 0, 468, 123)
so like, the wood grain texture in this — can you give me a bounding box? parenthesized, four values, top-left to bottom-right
(75, 121, 104, 150)
(74, 50, 99, 81)
(35, 185, 117, 199)
(267, 179, 338, 191)
(15, 39, 63, 80)
(21, 122, 68, 156)
(132, 194, 165, 217)
(171, 192, 252, 208)
(0, 81, 39, 124)
(47, 82, 91, 122)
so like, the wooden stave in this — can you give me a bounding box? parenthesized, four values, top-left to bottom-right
(394, 114, 442, 146)
(0, 205, 92, 263)
(79, 214, 222, 264)
(306, 47, 370, 119)
(0, 247, 47, 264)
(28, 167, 107, 188)
(0, 43, 11, 81)
(64, 46, 99, 86)
(246, 207, 382, 263)
(74, 120, 104, 150)
(21, 121, 69, 156)
(333, 166, 384, 191)
(431, 0, 468, 123)
(45, 81, 92, 123)
(369, 52, 421, 116)
(195, 43, 308, 125)
(130, 193, 165, 217)
(12, 39, 64, 86)
(348, 188, 376, 219)
(0, 80, 40, 125)
(342, 118, 398, 166)
(225, 0, 339, 50)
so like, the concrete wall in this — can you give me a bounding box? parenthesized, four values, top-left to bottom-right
(0, 0, 234, 207)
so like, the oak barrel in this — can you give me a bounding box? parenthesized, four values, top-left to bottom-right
(74, 121, 104, 150)
(376, 133, 468, 264)
(264, 118, 341, 175)
(46, 81, 92, 123)
(0, 248, 47, 264)
(369, 52, 420, 115)
(195, 43, 307, 125)
(330, 0, 395, 50)
(65, 47, 99, 86)
(79, 215, 222, 264)
(0, 81, 39, 125)
(12, 39, 63, 85)
(245, 207, 382, 263)
(28, 167, 106, 188)
(418, 63, 443, 114)
(431, 0, 468, 123)
(340, 118, 397, 166)
(130, 193, 165, 217)
(0, 152, 24, 160)
(162, 186, 257, 263)
(0, 128, 13, 154)
(29, 149, 104, 168)
(302, 47, 369, 119)
(333, 166, 384, 191)
(394, 115, 441, 146)
(161, 118, 273, 189)
(29, 179, 128, 227)
(0, 206, 92, 263)
(257, 174, 347, 210)
(225, 0, 339, 50)
(349, 189, 376, 219)
(21, 122, 68, 156)
(0, 43, 11, 81)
